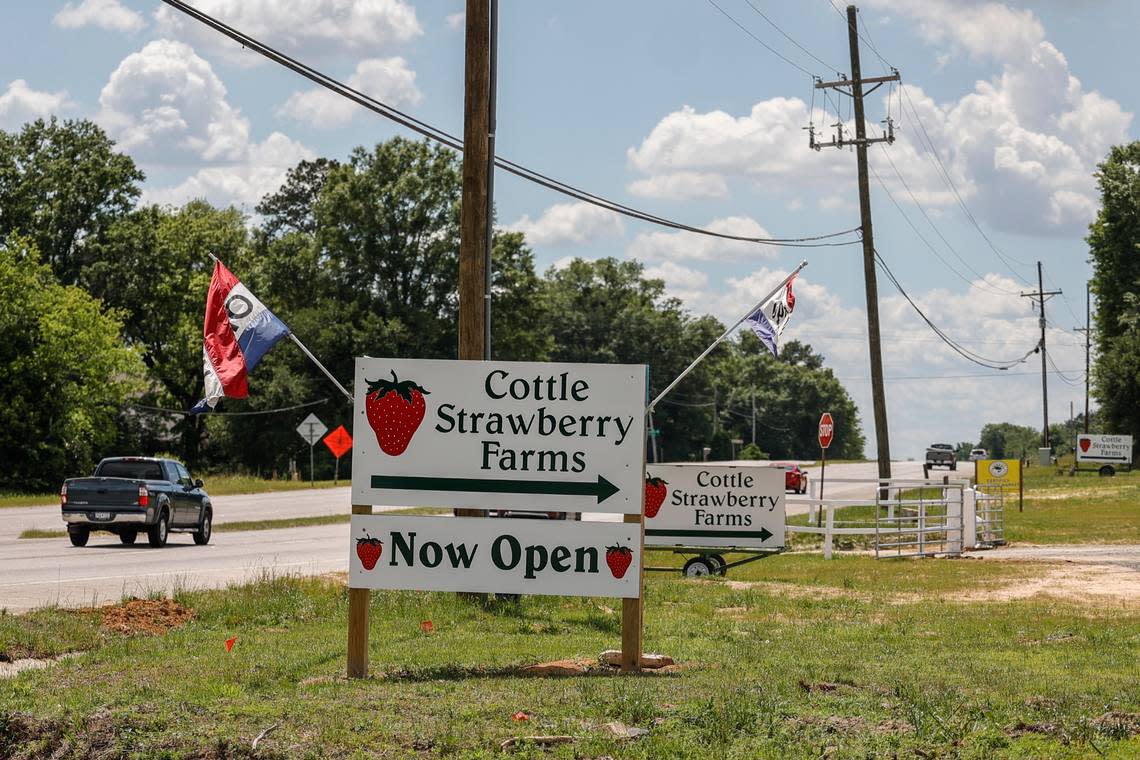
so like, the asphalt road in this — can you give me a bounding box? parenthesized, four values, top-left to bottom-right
(0, 461, 925, 612)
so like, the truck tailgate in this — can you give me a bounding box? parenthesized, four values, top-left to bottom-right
(65, 478, 143, 508)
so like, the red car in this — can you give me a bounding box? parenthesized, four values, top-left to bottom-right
(770, 462, 809, 494)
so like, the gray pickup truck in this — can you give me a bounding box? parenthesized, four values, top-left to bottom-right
(60, 457, 212, 547)
(924, 443, 957, 470)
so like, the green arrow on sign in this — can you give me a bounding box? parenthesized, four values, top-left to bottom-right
(370, 474, 621, 503)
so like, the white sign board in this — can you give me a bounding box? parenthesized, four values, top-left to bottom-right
(349, 515, 641, 598)
(296, 413, 327, 445)
(643, 464, 785, 549)
(350, 358, 647, 513)
(1076, 434, 1133, 465)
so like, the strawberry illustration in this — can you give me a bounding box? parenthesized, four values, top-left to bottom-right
(605, 545, 633, 579)
(365, 370, 430, 456)
(356, 530, 383, 571)
(1079, 437, 1091, 453)
(644, 476, 668, 518)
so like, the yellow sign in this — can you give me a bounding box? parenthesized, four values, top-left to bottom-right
(975, 459, 1020, 491)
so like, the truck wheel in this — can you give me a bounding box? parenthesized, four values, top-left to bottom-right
(683, 557, 715, 577)
(950, 462, 957, 470)
(119, 529, 138, 546)
(193, 508, 212, 545)
(68, 527, 89, 547)
(147, 510, 169, 548)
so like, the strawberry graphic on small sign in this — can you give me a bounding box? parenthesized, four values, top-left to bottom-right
(1079, 437, 1091, 453)
(644, 475, 668, 518)
(605, 545, 633, 579)
(365, 370, 430, 456)
(356, 530, 383, 571)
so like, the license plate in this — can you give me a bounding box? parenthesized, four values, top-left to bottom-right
(94, 512, 111, 520)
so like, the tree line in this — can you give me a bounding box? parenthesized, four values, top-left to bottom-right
(0, 118, 865, 491)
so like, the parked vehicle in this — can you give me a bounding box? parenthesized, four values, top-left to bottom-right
(925, 443, 957, 470)
(60, 457, 212, 547)
(769, 462, 809, 494)
(968, 448, 988, 461)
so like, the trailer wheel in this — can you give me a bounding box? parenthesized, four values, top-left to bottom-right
(1099, 465, 1116, 477)
(682, 557, 715, 577)
(708, 554, 727, 575)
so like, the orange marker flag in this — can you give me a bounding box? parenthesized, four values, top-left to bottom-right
(420, 621, 434, 633)
(225, 636, 238, 652)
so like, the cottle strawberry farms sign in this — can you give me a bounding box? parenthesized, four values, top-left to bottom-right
(351, 357, 648, 513)
(642, 464, 785, 549)
(350, 514, 642, 597)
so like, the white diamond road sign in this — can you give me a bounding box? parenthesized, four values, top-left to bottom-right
(296, 413, 327, 445)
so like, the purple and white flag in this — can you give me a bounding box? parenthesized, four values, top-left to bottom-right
(745, 273, 798, 357)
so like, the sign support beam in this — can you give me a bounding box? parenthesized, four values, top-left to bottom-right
(347, 503, 372, 679)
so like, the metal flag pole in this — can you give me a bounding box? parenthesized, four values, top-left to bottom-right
(646, 260, 808, 414)
(208, 253, 353, 402)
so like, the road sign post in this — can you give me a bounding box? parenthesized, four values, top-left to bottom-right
(817, 413, 834, 528)
(323, 425, 353, 486)
(296, 413, 328, 486)
(347, 357, 648, 677)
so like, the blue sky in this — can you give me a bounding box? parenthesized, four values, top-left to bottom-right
(2, 0, 1134, 458)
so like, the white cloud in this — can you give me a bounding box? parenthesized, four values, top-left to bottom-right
(628, 2, 1132, 237)
(508, 202, 624, 247)
(0, 80, 72, 128)
(54, 0, 146, 33)
(98, 39, 250, 162)
(278, 57, 421, 128)
(446, 12, 465, 30)
(642, 261, 709, 303)
(627, 171, 728, 200)
(627, 216, 775, 262)
(142, 132, 315, 211)
(98, 39, 314, 210)
(154, 0, 422, 65)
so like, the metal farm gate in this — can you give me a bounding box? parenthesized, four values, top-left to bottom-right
(971, 484, 1007, 547)
(872, 479, 966, 559)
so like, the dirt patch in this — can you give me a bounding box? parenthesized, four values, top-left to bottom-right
(1093, 711, 1140, 738)
(93, 598, 195, 636)
(0, 653, 81, 679)
(947, 563, 1140, 608)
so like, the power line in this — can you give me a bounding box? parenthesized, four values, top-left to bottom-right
(898, 86, 1034, 278)
(705, 0, 817, 78)
(740, 0, 842, 74)
(874, 249, 1041, 370)
(162, 0, 860, 250)
(131, 398, 329, 417)
(839, 368, 1086, 383)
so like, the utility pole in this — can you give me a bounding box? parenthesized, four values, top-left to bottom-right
(812, 5, 899, 483)
(456, 0, 492, 523)
(1021, 261, 1062, 450)
(1075, 283, 1091, 433)
(751, 390, 756, 445)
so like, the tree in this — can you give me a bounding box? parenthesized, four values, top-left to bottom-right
(82, 201, 248, 467)
(0, 118, 143, 283)
(978, 422, 1040, 460)
(1088, 141, 1140, 451)
(0, 238, 144, 490)
(955, 442, 975, 460)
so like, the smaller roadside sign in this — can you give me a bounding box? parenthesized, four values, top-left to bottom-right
(296, 413, 328, 445)
(976, 459, 1020, 490)
(349, 515, 641, 598)
(1076, 434, 1133, 465)
(818, 413, 834, 450)
(323, 425, 353, 458)
(643, 464, 785, 549)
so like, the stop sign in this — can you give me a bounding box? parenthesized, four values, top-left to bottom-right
(818, 413, 835, 449)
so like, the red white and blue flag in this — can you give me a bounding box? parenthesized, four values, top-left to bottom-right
(745, 273, 797, 357)
(192, 261, 290, 413)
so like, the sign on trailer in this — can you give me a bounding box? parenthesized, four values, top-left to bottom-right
(643, 464, 785, 549)
(350, 358, 647, 513)
(1076, 434, 1133, 465)
(349, 514, 641, 598)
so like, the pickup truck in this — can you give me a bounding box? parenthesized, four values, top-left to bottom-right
(924, 443, 957, 470)
(60, 457, 212, 547)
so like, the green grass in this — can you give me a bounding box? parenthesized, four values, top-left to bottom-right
(2, 556, 1136, 758)
(0, 475, 347, 509)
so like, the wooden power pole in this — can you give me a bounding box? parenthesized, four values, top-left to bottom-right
(1075, 283, 1091, 433)
(456, 0, 494, 524)
(1021, 262, 1062, 450)
(813, 5, 899, 483)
